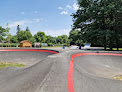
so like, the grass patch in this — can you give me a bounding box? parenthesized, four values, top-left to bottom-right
(114, 75, 122, 81)
(41, 46, 62, 48)
(0, 62, 25, 69)
(107, 48, 122, 51)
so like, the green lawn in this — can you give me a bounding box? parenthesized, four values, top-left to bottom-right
(0, 62, 25, 69)
(41, 46, 62, 48)
(107, 48, 122, 51)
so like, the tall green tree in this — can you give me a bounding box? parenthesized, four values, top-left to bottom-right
(69, 30, 80, 45)
(16, 25, 20, 35)
(46, 35, 56, 44)
(17, 30, 32, 42)
(10, 36, 18, 43)
(56, 36, 63, 44)
(26, 27, 30, 32)
(72, 0, 122, 50)
(61, 35, 68, 43)
(0, 26, 9, 42)
(28, 36, 36, 44)
(34, 32, 47, 43)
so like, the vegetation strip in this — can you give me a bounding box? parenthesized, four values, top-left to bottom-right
(0, 62, 25, 69)
(114, 75, 122, 81)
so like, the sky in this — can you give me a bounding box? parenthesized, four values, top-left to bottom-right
(0, 0, 79, 37)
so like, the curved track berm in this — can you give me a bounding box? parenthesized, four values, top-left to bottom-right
(0, 49, 122, 92)
(0, 49, 59, 92)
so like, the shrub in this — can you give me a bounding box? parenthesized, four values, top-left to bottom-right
(48, 43, 53, 47)
(11, 44, 16, 47)
(40, 44, 42, 47)
(32, 43, 35, 47)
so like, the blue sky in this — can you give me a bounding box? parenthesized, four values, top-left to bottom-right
(0, 0, 79, 37)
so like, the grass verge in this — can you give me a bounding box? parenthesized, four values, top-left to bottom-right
(107, 48, 122, 51)
(114, 75, 122, 81)
(0, 62, 25, 69)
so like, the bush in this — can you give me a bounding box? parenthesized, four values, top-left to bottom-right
(48, 43, 53, 47)
(0, 43, 6, 47)
(32, 43, 35, 47)
(0, 43, 20, 47)
(40, 44, 42, 47)
(53, 44, 64, 47)
(11, 44, 16, 47)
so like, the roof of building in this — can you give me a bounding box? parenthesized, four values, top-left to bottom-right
(20, 40, 32, 44)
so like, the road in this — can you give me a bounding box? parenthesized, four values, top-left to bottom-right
(0, 48, 122, 92)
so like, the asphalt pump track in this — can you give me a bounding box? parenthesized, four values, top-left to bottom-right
(0, 49, 122, 92)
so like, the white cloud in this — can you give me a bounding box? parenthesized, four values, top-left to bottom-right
(73, 3, 79, 11)
(9, 20, 32, 28)
(61, 11, 68, 15)
(44, 29, 70, 37)
(58, 7, 63, 10)
(21, 12, 25, 15)
(66, 5, 72, 9)
(31, 29, 70, 37)
(33, 19, 40, 22)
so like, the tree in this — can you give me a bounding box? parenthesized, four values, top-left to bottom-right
(28, 36, 36, 44)
(10, 36, 18, 43)
(46, 35, 56, 44)
(61, 35, 68, 43)
(26, 27, 30, 32)
(0, 26, 9, 42)
(75, 39, 83, 46)
(17, 25, 20, 35)
(72, 0, 122, 50)
(69, 30, 80, 45)
(34, 32, 47, 43)
(56, 36, 63, 44)
(17, 30, 32, 42)
(5, 33, 12, 43)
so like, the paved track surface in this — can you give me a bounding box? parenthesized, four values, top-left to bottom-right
(73, 55, 122, 92)
(0, 51, 53, 65)
(0, 50, 57, 92)
(0, 48, 122, 92)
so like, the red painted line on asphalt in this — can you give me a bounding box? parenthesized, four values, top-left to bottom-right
(68, 53, 122, 92)
(0, 49, 58, 54)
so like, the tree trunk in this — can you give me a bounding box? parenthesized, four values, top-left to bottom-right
(104, 36, 107, 50)
(115, 35, 119, 51)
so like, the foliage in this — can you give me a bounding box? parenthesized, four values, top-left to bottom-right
(0, 62, 25, 69)
(46, 35, 56, 44)
(34, 32, 47, 43)
(16, 25, 21, 35)
(0, 43, 19, 47)
(72, 0, 122, 50)
(69, 30, 80, 45)
(17, 30, 32, 42)
(40, 43, 42, 47)
(75, 39, 83, 46)
(5, 33, 12, 43)
(28, 36, 36, 44)
(56, 35, 68, 44)
(26, 27, 30, 32)
(10, 36, 18, 43)
(0, 26, 9, 42)
(47, 43, 54, 47)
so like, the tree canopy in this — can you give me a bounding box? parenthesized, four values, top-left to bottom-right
(0, 26, 9, 42)
(72, 0, 122, 50)
(17, 30, 32, 42)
